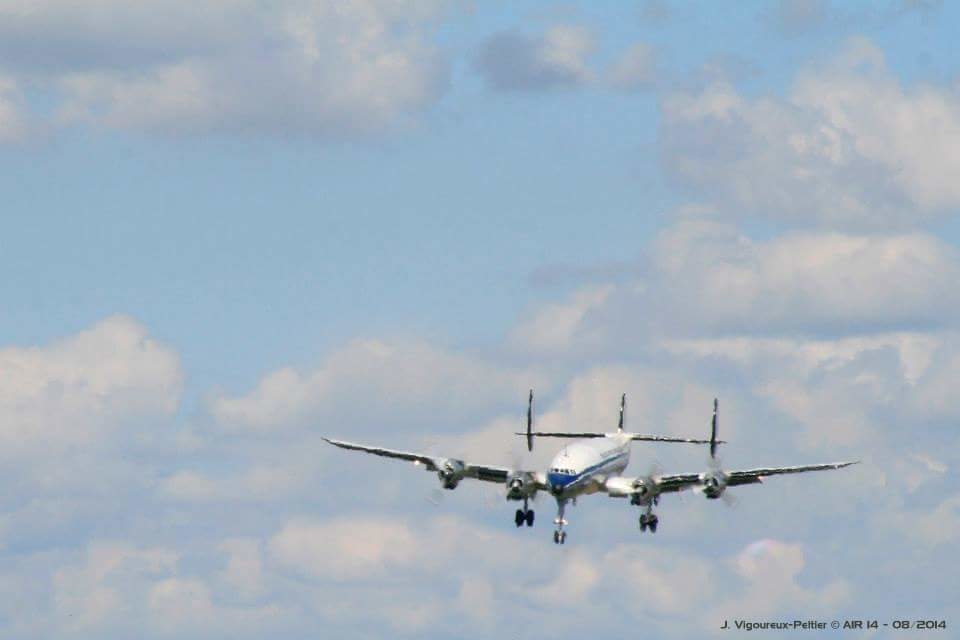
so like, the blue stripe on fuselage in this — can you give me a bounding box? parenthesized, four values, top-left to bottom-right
(547, 450, 627, 491)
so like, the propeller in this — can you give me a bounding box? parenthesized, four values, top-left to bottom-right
(421, 439, 467, 506)
(505, 440, 540, 503)
(419, 438, 444, 506)
(506, 390, 540, 509)
(427, 487, 445, 506)
(700, 398, 737, 507)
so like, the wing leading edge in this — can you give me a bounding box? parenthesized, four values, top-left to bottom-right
(323, 437, 519, 484)
(648, 460, 859, 494)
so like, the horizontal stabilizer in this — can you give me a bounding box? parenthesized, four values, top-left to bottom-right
(629, 433, 724, 444)
(515, 431, 724, 444)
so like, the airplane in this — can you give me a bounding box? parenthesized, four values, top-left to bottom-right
(324, 392, 858, 544)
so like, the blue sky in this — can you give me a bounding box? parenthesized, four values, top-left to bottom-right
(0, 1, 958, 638)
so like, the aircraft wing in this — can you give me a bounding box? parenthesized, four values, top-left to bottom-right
(323, 437, 515, 484)
(654, 460, 859, 493)
(723, 461, 859, 486)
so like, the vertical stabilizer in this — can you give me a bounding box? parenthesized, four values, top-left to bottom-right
(618, 393, 626, 433)
(526, 389, 534, 452)
(710, 398, 719, 459)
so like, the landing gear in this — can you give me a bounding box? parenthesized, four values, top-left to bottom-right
(514, 508, 535, 527)
(514, 498, 535, 528)
(639, 509, 659, 533)
(553, 499, 568, 544)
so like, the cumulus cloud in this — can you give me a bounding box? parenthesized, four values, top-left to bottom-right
(720, 539, 850, 617)
(475, 25, 594, 92)
(607, 42, 657, 91)
(529, 221, 960, 352)
(509, 284, 613, 354)
(0, 0, 448, 138)
(269, 516, 419, 580)
(0, 77, 28, 143)
(218, 539, 265, 601)
(886, 494, 960, 547)
(660, 38, 960, 227)
(649, 221, 960, 335)
(53, 542, 179, 633)
(0, 315, 182, 457)
(158, 466, 300, 503)
(209, 339, 539, 433)
(44, 540, 284, 637)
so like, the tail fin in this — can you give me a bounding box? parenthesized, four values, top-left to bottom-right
(526, 389, 534, 452)
(515, 391, 719, 444)
(710, 398, 719, 459)
(618, 393, 626, 433)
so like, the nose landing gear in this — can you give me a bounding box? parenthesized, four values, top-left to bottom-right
(553, 499, 568, 544)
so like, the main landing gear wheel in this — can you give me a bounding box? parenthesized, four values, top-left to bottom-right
(639, 513, 659, 533)
(515, 509, 535, 527)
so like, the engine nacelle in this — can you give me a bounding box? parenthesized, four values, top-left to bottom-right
(505, 471, 537, 501)
(436, 459, 466, 489)
(699, 470, 727, 499)
(605, 477, 657, 505)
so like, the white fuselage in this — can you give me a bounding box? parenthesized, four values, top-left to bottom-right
(545, 434, 631, 499)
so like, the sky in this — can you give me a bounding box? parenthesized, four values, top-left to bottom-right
(0, 0, 959, 637)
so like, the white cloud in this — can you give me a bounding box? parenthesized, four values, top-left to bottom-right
(48, 539, 282, 637)
(456, 576, 495, 622)
(1, 0, 448, 138)
(528, 551, 599, 606)
(219, 539, 265, 600)
(148, 578, 216, 627)
(0, 315, 182, 457)
(718, 539, 850, 618)
(53, 542, 179, 632)
(158, 465, 300, 503)
(0, 77, 27, 143)
(886, 494, 960, 547)
(509, 284, 613, 354)
(608, 42, 657, 90)
(209, 338, 538, 433)
(661, 38, 960, 227)
(570, 221, 960, 344)
(475, 25, 594, 91)
(269, 516, 419, 580)
(600, 544, 714, 618)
